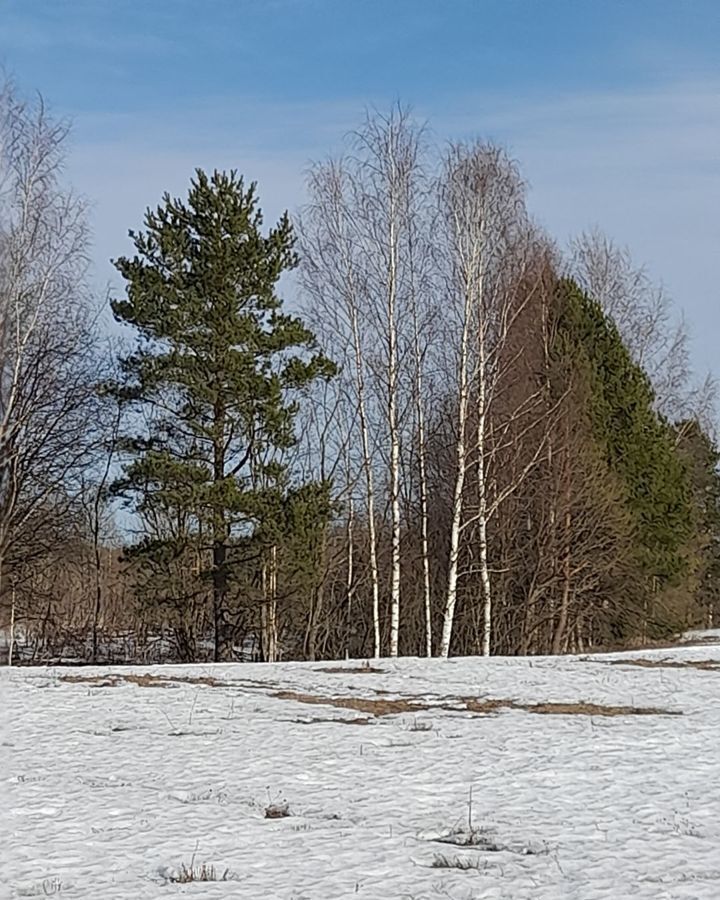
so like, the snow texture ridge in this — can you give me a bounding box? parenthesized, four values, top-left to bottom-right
(2, 635, 720, 898)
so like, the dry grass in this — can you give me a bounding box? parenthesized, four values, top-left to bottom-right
(60, 672, 226, 688)
(60, 671, 681, 719)
(167, 862, 230, 883)
(525, 701, 679, 716)
(579, 633, 720, 655)
(605, 658, 720, 672)
(431, 853, 484, 870)
(59, 674, 121, 688)
(274, 690, 679, 718)
(274, 690, 427, 716)
(460, 697, 512, 714)
(463, 697, 678, 717)
(314, 665, 386, 674)
(294, 716, 372, 726)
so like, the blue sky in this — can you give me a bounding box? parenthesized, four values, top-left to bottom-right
(2, 0, 719, 375)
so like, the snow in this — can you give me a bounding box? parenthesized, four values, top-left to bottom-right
(3, 637, 720, 899)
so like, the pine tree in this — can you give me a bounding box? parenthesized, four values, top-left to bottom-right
(111, 169, 335, 661)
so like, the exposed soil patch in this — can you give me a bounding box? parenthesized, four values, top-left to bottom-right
(273, 691, 679, 718)
(605, 658, 720, 672)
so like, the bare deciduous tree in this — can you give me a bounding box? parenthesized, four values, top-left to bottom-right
(0, 81, 103, 652)
(569, 228, 716, 425)
(438, 142, 547, 657)
(299, 107, 430, 657)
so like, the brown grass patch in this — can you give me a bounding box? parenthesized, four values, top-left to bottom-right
(59, 674, 122, 687)
(461, 697, 676, 716)
(274, 690, 426, 716)
(606, 658, 720, 672)
(314, 665, 386, 674)
(461, 697, 512, 714)
(60, 673, 680, 719)
(581, 634, 720, 655)
(274, 691, 678, 718)
(525, 701, 679, 716)
(294, 716, 371, 726)
(59, 672, 226, 688)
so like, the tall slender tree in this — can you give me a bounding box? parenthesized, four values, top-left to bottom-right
(0, 80, 102, 645)
(112, 169, 334, 661)
(299, 108, 428, 657)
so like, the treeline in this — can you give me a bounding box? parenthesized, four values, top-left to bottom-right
(2, 87, 719, 664)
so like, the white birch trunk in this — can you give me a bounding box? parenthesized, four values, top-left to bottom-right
(417, 388, 432, 658)
(410, 264, 432, 657)
(440, 280, 473, 658)
(475, 318, 493, 657)
(387, 187, 401, 659)
(345, 496, 355, 660)
(350, 305, 381, 658)
(8, 581, 16, 667)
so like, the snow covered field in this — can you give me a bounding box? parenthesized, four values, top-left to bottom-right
(3, 636, 720, 899)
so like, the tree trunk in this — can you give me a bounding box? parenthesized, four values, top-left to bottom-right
(305, 528, 328, 661)
(345, 498, 355, 659)
(8, 579, 16, 667)
(411, 283, 432, 657)
(552, 504, 572, 655)
(350, 306, 381, 658)
(91, 538, 102, 664)
(478, 511, 493, 657)
(474, 294, 494, 658)
(213, 537, 231, 661)
(261, 545, 278, 663)
(440, 283, 473, 659)
(212, 396, 232, 662)
(387, 196, 401, 659)
(306, 581, 325, 662)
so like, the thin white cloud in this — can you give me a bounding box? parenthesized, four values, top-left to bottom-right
(68, 81, 720, 374)
(429, 81, 720, 373)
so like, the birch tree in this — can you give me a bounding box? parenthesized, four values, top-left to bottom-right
(300, 107, 430, 657)
(438, 142, 552, 657)
(409, 284, 434, 656)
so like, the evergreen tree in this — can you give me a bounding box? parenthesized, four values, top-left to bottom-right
(555, 279, 694, 637)
(111, 169, 335, 660)
(676, 420, 720, 627)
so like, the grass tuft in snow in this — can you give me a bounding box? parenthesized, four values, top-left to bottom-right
(167, 862, 231, 883)
(431, 853, 485, 870)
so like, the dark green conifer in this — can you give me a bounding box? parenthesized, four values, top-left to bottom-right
(111, 169, 335, 660)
